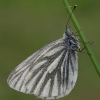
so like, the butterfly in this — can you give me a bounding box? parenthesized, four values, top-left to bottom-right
(7, 27, 80, 99)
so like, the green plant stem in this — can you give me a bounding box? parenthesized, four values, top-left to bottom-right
(62, 0, 100, 77)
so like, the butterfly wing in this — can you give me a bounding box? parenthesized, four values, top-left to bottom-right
(7, 38, 78, 99)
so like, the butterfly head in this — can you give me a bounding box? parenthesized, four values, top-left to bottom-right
(65, 28, 73, 36)
(63, 28, 74, 39)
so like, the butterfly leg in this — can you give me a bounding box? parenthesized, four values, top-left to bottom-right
(79, 41, 94, 52)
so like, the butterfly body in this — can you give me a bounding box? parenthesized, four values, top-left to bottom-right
(7, 28, 80, 100)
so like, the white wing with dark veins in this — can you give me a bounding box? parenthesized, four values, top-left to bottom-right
(7, 37, 78, 100)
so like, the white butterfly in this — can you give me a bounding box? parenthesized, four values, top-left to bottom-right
(7, 28, 80, 100)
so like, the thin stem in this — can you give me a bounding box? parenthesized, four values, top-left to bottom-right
(62, 0, 100, 77)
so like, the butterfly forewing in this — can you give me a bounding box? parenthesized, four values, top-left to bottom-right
(7, 29, 79, 100)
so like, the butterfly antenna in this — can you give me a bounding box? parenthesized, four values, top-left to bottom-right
(66, 5, 77, 30)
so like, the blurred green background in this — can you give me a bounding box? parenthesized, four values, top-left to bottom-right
(0, 0, 100, 100)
